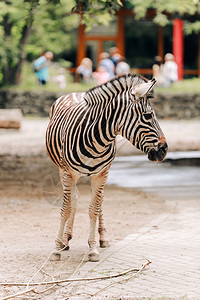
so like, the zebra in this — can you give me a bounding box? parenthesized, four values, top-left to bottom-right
(46, 74, 168, 262)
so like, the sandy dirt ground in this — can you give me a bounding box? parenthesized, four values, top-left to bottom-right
(0, 153, 173, 299)
(0, 118, 198, 299)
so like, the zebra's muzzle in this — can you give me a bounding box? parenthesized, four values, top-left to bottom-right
(148, 142, 168, 162)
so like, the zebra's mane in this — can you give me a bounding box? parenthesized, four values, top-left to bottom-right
(85, 74, 153, 104)
(88, 74, 148, 93)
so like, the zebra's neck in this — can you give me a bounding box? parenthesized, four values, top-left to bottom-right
(76, 75, 150, 154)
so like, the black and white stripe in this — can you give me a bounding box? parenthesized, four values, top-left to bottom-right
(46, 74, 165, 176)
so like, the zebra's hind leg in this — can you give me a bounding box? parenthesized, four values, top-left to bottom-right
(52, 169, 78, 260)
(88, 166, 110, 262)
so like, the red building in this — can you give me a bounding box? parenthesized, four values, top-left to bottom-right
(76, 7, 200, 80)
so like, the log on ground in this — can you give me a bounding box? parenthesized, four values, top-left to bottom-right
(0, 109, 23, 129)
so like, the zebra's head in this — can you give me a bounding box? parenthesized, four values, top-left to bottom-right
(118, 76, 168, 162)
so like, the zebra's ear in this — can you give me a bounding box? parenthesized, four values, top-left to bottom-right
(133, 78, 157, 99)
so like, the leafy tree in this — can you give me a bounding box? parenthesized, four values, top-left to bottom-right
(0, 0, 73, 85)
(26, 0, 79, 61)
(74, 0, 200, 33)
(0, 0, 122, 85)
(127, 0, 200, 33)
(72, 0, 122, 30)
(0, 0, 38, 84)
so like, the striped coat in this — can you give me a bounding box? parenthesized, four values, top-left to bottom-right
(46, 74, 168, 262)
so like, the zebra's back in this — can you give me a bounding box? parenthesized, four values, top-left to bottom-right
(46, 90, 116, 175)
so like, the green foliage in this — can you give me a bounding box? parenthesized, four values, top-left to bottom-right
(0, 0, 37, 84)
(155, 77, 200, 94)
(0, 0, 30, 67)
(4, 62, 95, 92)
(5, 62, 200, 95)
(71, 0, 200, 33)
(58, 59, 73, 68)
(0, 0, 78, 85)
(27, 0, 79, 58)
(184, 21, 200, 35)
(1, 0, 200, 87)
(128, 0, 200, 32)
(73, 0, 122, 31)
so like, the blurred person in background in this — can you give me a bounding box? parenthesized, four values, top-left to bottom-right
(51, 68, 66, 89)
(92, 65, 110, 85)
(76, 57, 93, 82)
(163, 53, 178, 87)
(152, 55, 164, 87)
(116, 56, 130, 76)
(33, 51, 53, 85)
(109, 47, 121, 69)
(99, 52, 115, 80)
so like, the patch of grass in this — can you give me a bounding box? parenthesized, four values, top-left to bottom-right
(2, 62, 200, 94)
(155, 77, 200, 94)
(3, 62, 95, 93)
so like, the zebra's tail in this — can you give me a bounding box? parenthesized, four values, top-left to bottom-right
(49, 95, 66, 119)
(49, 101, 56, 119)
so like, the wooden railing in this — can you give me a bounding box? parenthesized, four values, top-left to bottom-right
(132, 68, 200, 76)
(67, 67, 200, 80)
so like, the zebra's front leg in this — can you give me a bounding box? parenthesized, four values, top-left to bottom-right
(52, 169, 77, 260)
(88, 166, 110, 262)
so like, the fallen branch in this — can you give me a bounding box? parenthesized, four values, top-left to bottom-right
(91, 259, 151, 297)
(1, 287, 35, 300)
(0, 263, 147, 286)
(1, 260, 151, 300)
(61, 259, 152, 299)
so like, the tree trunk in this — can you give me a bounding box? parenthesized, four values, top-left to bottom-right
(13, 25, 33, 85)
(2, 1, 39, 85)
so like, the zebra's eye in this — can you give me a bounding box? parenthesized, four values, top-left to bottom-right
(143, 112, 153, 120)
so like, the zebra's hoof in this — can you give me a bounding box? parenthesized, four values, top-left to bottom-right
(61, 244, 70, 251)
(88, 250, 100, 262)
(100, 240, 109, 248)
(55, 240, 70, 251)
(50, 252, 61, 261)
